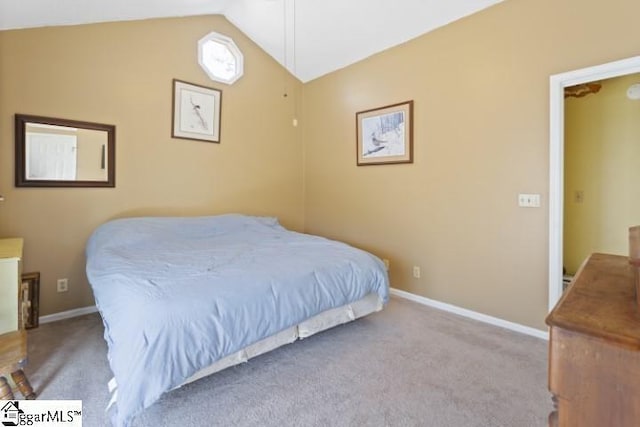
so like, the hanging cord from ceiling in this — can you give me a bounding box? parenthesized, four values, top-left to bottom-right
(282, 0, 298, 126)
(292, 0, 298, 126)
(283, 0, 289, 99)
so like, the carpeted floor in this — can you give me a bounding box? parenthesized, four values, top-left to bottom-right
(24, 297, 550, 426)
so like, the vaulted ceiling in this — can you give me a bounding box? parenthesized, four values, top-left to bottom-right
(0, 0, 503, 82)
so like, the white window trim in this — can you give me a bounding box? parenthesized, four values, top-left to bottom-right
(198, 31, 244, 85)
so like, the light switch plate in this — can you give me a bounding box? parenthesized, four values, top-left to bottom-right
(518, 193, 541, 208)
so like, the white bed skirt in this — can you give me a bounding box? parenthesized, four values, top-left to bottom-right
(178, 292, 383, 387)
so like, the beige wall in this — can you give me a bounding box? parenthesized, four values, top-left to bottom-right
(0, 16, 304, 315)
(3, 1, 640, 329)
(564, 73, 640, 274)
(303, 0, 640, 329)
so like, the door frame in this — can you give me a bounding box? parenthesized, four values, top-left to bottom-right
(548, 55, 640, 311)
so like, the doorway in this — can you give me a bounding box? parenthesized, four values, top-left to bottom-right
(548, 55, 640, 312)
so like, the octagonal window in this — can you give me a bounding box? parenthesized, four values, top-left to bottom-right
(198, 32, 244, 85)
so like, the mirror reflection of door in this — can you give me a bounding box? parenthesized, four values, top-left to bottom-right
(26, 132, 77, 180)
(24, 123, 108, 182)
(563, 73, 640, 289)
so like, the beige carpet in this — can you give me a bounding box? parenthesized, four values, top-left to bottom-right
(24, 297, 550, 426)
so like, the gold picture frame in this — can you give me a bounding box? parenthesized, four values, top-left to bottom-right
(356, 100, 413, 166)
(21, 272, 40, 329)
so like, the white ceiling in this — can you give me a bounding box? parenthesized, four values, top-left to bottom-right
(0, 0, 503, 82)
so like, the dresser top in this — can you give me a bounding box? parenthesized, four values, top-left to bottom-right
(546, 252, 640, 349)
(0, 238, 23, 259)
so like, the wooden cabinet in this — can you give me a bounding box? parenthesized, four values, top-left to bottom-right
(546, 253, 640, 426)
(0, 238, 23, 335)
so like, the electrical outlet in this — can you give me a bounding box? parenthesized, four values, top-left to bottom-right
(412, 266, 421, 279)
(57, 278, 68, 293)
(382, 259, 390, 271)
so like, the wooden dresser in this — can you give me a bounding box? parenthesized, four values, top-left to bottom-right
(546, 252, 640, 426)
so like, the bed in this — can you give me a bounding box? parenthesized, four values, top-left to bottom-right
(85, 214, 390, 426)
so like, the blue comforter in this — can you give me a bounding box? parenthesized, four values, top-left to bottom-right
(86, 214, 389, 426)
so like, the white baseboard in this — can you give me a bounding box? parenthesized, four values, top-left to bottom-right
(390, 288, 549, 340)
(39, 305, 98, 324)
(37, 292, 548, 340)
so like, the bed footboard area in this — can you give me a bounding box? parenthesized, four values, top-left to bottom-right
(104, 293, 383, 411)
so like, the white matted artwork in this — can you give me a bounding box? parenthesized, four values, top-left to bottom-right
(356, 100, 413, 166)
(172, 79, 222, 143)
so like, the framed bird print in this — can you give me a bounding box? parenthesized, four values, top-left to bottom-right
(172, 79, 222, 143)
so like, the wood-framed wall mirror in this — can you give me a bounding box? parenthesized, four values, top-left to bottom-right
(15, 114, 115, 187)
